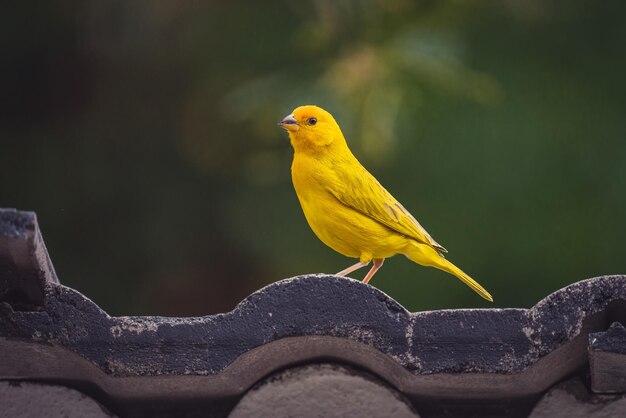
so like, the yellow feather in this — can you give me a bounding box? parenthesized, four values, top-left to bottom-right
(280, 105, 493, 302)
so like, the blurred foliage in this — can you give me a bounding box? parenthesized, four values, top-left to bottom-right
(1, 0, 625, 315)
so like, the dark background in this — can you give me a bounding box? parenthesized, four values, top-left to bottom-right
(2, 1, 625, 316)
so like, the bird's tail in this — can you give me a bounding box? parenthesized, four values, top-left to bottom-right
(405, 242, 493, 302)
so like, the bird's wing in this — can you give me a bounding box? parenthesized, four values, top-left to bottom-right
(328, 164, 448, 253)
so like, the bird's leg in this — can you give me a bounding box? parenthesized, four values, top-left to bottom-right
(362, 259, 384, 284)
(337, 261, 368, 277)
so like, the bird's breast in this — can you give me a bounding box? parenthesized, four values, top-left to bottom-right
(290, 154, 406, 260)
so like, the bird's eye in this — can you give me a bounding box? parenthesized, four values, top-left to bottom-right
(307, 117, 317, 126)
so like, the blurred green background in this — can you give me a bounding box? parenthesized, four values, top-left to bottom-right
(1, 1, 625, 316)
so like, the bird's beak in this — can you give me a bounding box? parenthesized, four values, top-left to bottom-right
(278, 114, 299, 131)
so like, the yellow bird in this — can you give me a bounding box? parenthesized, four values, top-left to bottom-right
(279, 105, 493, 302)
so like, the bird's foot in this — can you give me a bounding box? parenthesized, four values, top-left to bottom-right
(337, 261, 368, 277)
(362, 259, 384, 284)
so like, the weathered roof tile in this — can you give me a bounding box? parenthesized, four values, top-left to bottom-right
(1, 208, 625, 417)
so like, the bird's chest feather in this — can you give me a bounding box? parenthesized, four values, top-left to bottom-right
(291, 154, 335, 216)
(290, 154, 388, 258)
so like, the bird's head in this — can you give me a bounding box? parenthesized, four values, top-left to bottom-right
(278, 105, 344, 151)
